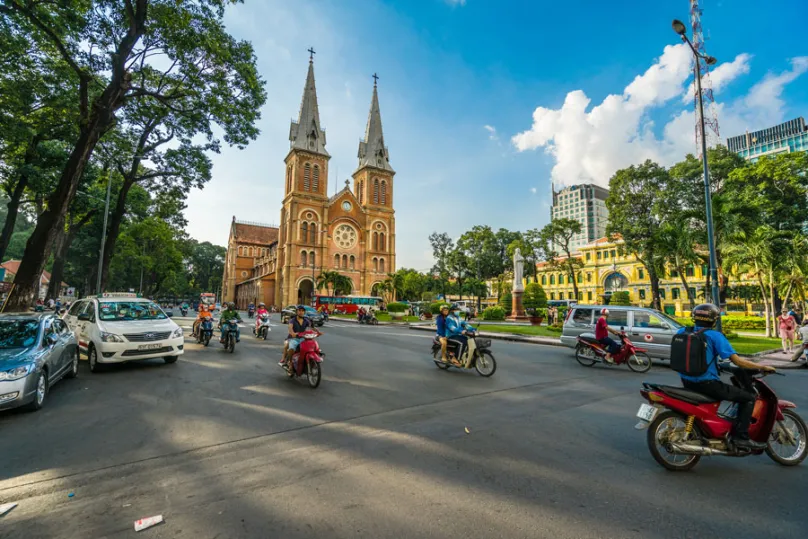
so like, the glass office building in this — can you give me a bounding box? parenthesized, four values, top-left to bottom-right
(727, 117, 808, 162)
(550, 183, 610, 253)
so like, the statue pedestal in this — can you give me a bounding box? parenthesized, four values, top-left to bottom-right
(508, 289, 529, 321)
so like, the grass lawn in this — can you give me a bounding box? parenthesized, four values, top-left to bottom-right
(472, 323, 560, 338)
(728, 335, 783, 355)
(330, 313, 420, 323)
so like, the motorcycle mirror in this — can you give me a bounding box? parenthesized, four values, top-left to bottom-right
(620, 326, 624, 331)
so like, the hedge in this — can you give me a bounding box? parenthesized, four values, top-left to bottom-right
(675, 315, 767, 330)
(499, 293, 512, 314)
(610, 291, 631, 306)
(387, 302, 407, 313)
(483, 306, 506, 321)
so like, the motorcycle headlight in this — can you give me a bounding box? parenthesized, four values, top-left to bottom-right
(101, 331, 124, 343)
(0, 364, 34, 381)
(172, 327, 184, 338)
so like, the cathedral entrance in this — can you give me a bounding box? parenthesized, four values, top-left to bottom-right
(297, 278, 314, 306)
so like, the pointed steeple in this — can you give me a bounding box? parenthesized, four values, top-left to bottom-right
(289, 52, 328, 156)
(357, 75, 394, 173)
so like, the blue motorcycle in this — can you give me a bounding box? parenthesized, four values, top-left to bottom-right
(197, 316, 214, 347)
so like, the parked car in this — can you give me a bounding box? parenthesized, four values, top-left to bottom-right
(280, 305, 324, 326)
(560, 305, 683, 360)
(0, 313, 79, 412)
(64, 293, 184, 372)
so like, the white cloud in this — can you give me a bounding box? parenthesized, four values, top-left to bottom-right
(681, 53, 752, 103)
(512, 47, 808, 189)
(484, 124, 498, 140)
(445, 0, 467, 5)
(530, 187, 537, 194)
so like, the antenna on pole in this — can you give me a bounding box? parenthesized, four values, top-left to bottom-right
(690, 0, 720, 155)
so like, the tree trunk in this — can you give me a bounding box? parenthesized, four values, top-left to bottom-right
(677, 268, 694, 309)
(769, 270, 778, 338)
(0, 135, 41, 262)
(649, 267, 662, 311)
(99, 177, 135, 292)
(46, 210, 95, 301)
(757, 275, 771, 338)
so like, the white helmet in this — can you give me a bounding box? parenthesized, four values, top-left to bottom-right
(601, 308, 610, 315)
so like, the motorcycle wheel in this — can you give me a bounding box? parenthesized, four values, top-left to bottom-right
(766, 408, 808, 466)
(432, 349, 450, 370)
(204, 333, 211, 347)
(575, 344, 597, 367)
(647, 410, 701, 472)
(627, 352, 652, 373)
(372, 319, 378, 326)
(261, 328, 268, 340)
(227, 334, 235, 353)
(307, 359, 321, 388)
(474, 350, 497, 377)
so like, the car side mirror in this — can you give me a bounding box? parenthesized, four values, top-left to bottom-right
(47, 334, 58, 346)
(77, 313, 90, 321)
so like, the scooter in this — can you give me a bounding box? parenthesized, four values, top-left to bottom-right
(430, 332, 497, 377)
(221, 319, 240, 353)
(253, 313, 271, 340)
(574, 331, 652, 373)
(196, 315, 214, 346)
(180, 306, 188, 317)
(636, 364, 807, 471)
(281, 329, 324, 388)
(247, 306, 255, 319)
(357, 312, 378, 325)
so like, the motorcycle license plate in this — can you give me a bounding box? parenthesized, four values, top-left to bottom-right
(636, 403, 658, 423)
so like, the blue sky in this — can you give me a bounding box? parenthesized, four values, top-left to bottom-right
(184, 0, 808, 271)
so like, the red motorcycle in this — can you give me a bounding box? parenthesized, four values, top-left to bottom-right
(575, 331, 652, 373)
(636, 365, 807, 471)
(281, 329, 324, 388)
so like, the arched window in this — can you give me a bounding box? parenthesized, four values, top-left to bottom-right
(334, 254, 340, 268)
(304, 163, 311, 190)
(372, 232, 378, 251)
(310, 223, 317, 244)
(301, 251, 307, 266)
(301, 222, 308, 242)
(550, 275, 555, 285)
(310, 251, 316, 267)
(379, 233, 386, 252)
(342, 255, 348, 269)
(380, 258, 385, 273)
(541, 275, 546, 285)
(373, 258, 378, 272)
(373, 179, 379, 204)
(381, 181, 387, 205)
(238, 246, 243, 256)
(286, 166, 292, 192)
(350, 255, 355, 269)
(358, 180, 364, 204)
(313, 165, 319, 191)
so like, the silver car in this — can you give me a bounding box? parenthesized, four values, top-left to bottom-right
(0, 313, 79, 412)
(560, 305, 683, 359)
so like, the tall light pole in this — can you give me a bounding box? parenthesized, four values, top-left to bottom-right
(672, 19, 722, 326)
(95, 177, 112, 295)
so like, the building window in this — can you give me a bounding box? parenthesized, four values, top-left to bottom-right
(373, 257, 378, 272)
(304, 163, 311, 190)
(586, 252, 591, 261)
(373, 232, 378, 251)
(313, 165, 320, 191)
(610, 249, 616, 258)
(686, 265, 694, 277)
(672, 288, 680, 300)
(310, 251, 315, 267)
(586, 272, 592, 283)
(541, 275, 546, 285)
(604, 250, 609, 259)
(577, 273, 582, 283)
(701, 264, 708, 276)
(379, 233, 386, 252)
(334, 254, 340, 268)
(671, 269, 679, 278)
(373, 179, 380, 204)
(287, 166, 292, 192)
(380, 258, 385, 273)
(639, 289, 646, 300)
(560, 292, 565, 300)
(587, 291, 592, 301)
(597, 251, 602, 260)
(310, 223, 317, 244)
(638, 268, 644, 279)
(550, 292, 555, 300)
(381, 181, 387, 204)
(301, 222, 308, 242)
(660, 289, 666, 300)
(350, 255, 355, 269)
(559, 274, 564, 285)
(342, 255, 348, 269)
(359, 180, 364, 204)
(689, 287, 696, 299)
(301, 251, 307, 266)
(550, 275, 555, 285)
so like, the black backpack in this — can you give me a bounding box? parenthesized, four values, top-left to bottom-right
(670, 327, 710, 376)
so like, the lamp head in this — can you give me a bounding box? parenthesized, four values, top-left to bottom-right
(672, 19, 687, 35)
(705, 55, 717, 66)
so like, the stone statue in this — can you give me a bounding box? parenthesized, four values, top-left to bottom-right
(512, 248, 524, 292)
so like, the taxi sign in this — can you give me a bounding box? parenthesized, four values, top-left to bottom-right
(97, 292, 140, 298)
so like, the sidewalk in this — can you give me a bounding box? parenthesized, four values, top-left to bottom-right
(752, 349, 808, 370)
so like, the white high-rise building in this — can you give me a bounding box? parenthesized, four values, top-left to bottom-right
(550, 183, 609, 253)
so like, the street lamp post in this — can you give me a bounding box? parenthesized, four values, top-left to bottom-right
(672, 19, 722, 327)
(95, 177, 112, 295)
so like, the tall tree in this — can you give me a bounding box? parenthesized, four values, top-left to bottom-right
(539, 218, 584, 301)
(1, 0, 266, 310)
(428, 231, 453, 299)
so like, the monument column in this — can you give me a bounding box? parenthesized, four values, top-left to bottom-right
(508, 248, 528, 321)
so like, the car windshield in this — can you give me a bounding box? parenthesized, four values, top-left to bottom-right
(656, 311, 684, 329)
(0, 319, 40, 349)
(98, 301, 167, 321)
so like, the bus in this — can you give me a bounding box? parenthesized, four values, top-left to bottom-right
(313, 295, 383, 314)
(200, 292, 216, 310)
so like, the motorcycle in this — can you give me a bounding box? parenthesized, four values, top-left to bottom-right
(253, 313, 271, 340)
(636, 364, 807, 471)
(221, 319, 240, 353)
(247, 306, 255, 319)
(430, 332, 497, 377)
(281, 329, 324, 388)
(180, 307, 188, 317)
(196, 316, 214, 346)
(574, 330, 652, 373)
(357, 312, 378, 325)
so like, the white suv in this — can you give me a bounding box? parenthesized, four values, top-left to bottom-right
(64, 294, 184, 372)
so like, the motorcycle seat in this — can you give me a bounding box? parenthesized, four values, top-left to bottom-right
(578, 336, 601, 345)
(657, 385, 719, 404)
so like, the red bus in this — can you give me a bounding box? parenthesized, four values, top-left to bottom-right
(314, 295, 383, 314)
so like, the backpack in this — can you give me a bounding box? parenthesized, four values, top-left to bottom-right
(670, 327, 710, 376)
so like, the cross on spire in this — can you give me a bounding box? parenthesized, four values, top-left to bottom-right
(372, 73, 379, 86)
(308, 47, 316, 61)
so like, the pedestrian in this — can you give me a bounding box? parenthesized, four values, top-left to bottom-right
(777, 308, 797, 354)
(791, 320, 808, 362)
(46, 297, 55, 310)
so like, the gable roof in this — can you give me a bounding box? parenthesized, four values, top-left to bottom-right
(233, 221, 279, 245)
(2, 260, 69, 287)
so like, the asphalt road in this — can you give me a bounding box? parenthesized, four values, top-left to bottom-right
(1, 316, 806, 538)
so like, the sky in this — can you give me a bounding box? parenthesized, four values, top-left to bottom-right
(184, 0, 808, 272)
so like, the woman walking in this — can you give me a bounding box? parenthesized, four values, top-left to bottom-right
(778, 308, 797, 354)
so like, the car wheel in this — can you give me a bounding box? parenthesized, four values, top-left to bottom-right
(164, 356, 178, 364)
(88, 345, 103, 373)
(65, 349, 79, 379)
(24, 370, 48, 412)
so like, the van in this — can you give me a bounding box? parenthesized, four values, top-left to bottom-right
(560, 305, 683, 360)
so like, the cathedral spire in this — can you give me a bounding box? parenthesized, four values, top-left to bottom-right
(357, 74, 394, 173)
(289, 50, 328, 156)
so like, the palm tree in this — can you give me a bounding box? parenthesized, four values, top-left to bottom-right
(383, 272, 404, 303)
(658, 220, 700, 309)
(332, 274, 354, 296)
(316, 271, 340, 296)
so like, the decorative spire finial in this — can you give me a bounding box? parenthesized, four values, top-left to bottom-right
(372, 73, 379, 86)
(308, 47, 316, 62)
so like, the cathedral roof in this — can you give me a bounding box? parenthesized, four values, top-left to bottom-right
(289, 59, 329, 157)
(357, 79, 394, 173)
(233, 219, 279, 245)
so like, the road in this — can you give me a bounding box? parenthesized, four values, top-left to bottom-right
(1, 317, 806, 538)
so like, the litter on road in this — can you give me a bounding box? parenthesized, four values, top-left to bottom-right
(465, 427, 470, 434)
(134, 515, 164, 532)
(0, 502, 18, 516)
(68, 492, 75, 498)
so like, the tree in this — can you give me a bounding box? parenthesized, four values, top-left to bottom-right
(539, 218, 584, 301)
(447, 248, 470, 301)
(383, 272, 404, 303)
(523, 282, 547, 316)
(606, 160, 668, 310)
(1, 0, 266, 310)
(429, 231, 453, 299)
(657, 221, 700, 309)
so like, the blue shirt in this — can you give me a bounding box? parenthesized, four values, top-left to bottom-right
(435, 315, 448, 338)
(678, 326, 736, 383)
(447, 314, 473, 337)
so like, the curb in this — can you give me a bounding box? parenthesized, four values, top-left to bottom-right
(408, 325, 566, 347)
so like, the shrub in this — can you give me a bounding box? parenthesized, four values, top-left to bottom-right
(482, 306, 506, 321)
(499, 293, 512, 314)
(676, 315, 766, 330)
(557, 306, 569, 321)
(610, 291, 631, 306)
(387, 302, 407, 313)
(523, 283, 548, 315)
(724, 330, 739, 339)
(547, 323, 563, 333)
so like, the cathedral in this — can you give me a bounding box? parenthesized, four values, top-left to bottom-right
(221, 54, 396, 309)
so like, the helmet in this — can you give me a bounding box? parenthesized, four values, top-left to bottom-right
(449, 304, 459, 311)
(440, 304, 450, 311)
(692, 303, 720, 327)
(296, 304, 306, 311)
(258, 302, 265, 307)
(600, 308, 610, 315)
(228, 302, 235, 309)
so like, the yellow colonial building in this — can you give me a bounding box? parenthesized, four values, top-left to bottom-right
(534, 237, 755, 316)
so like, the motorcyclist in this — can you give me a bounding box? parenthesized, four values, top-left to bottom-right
(595, 308, 621, 363)
(678, 303, 775, 451)
(255, 302, 269, 333)
(219, 302, 242, 343)
(248, 302, 255, 318)
(446, 304, 475, 365)
(435, 304, 461, 367)
(357, 307, 367, 323)
(193, 303, 213, 336)
(281, 305, 317, 366)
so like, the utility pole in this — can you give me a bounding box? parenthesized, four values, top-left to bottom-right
(95, 175, 112, 295)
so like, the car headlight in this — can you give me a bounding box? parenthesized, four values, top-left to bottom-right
(100, 331, 124, 343)
(172, 327, 184, 338)
(0, 364, 34, 381)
